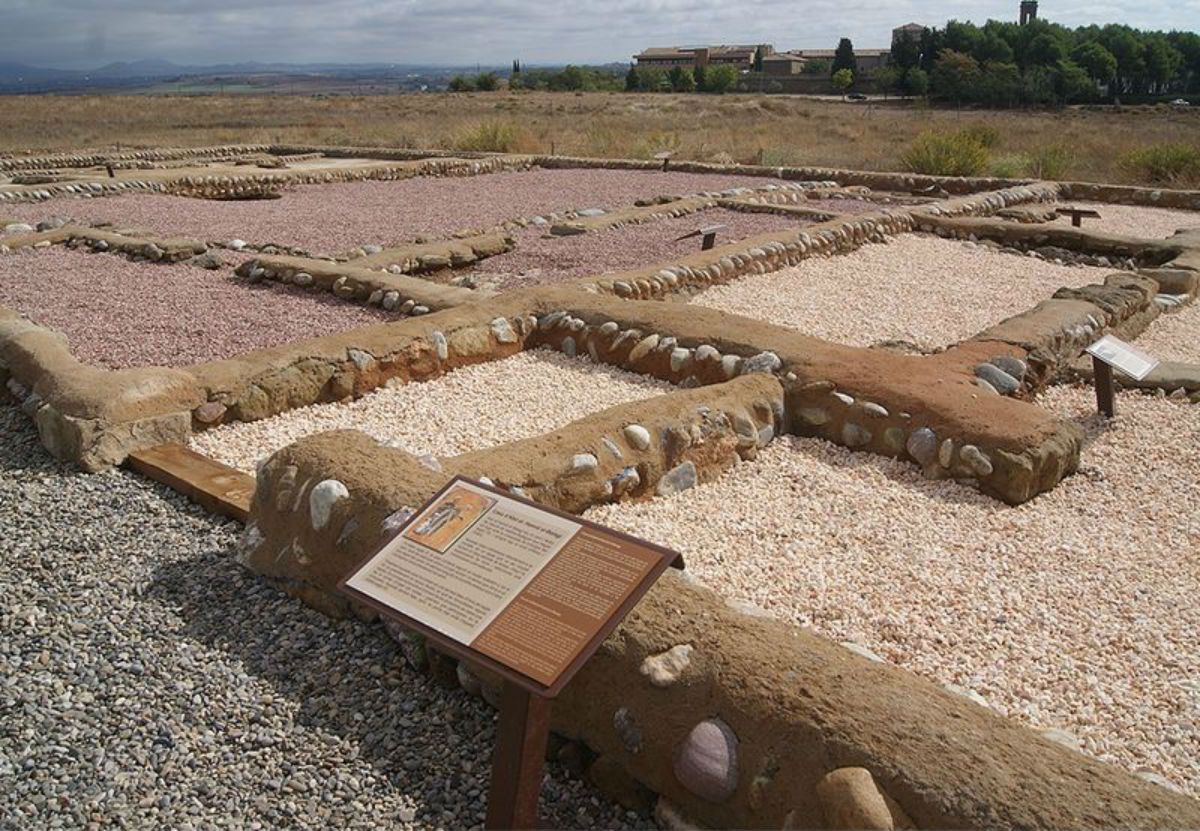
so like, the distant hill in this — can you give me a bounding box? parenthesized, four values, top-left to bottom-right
(0, 59, 494, 93)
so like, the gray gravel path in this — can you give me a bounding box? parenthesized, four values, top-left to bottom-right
(0, 404, 649, 830)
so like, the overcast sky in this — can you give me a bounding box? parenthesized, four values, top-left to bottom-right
(3, 1, 1198, 70)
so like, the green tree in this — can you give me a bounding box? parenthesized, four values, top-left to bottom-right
(978, 61, 1022, 106)
(1072, 41, 1118, 85)
(803, 59, 830, 76)
(874, 65, 901, 98)
(832, 38, 857, 75)
(904, 67, 930, 97)
(692, 64, 707, 90)
(753, 46, 766, 72)
(931, 49, 981, 105)
(975, 32, 1015, 65)
(1144, 36, 1183, 91)
(474, 72, 500, 91)
(832, 68, 854, 97)
(1055, 60, 1096, 102)
(668, 65, 696, 92)
(448, 75, 474, 92)
(625, 65, 640, 91)
(891, 31, 921, 70)
(701, 64, 738, 93)
(1026, 32, 1068, 67)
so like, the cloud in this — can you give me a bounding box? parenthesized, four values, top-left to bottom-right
(1, 0, 1197, 69)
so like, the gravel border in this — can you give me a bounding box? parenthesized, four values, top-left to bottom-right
(589, 385, 1200, 795)
(0, 402, 649, 830)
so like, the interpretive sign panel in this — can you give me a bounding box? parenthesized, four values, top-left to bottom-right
(1086, 335, 1159, 380)
(340, 476, 680, 696)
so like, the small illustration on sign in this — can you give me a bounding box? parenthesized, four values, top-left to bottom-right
(404, 484, 495, 553)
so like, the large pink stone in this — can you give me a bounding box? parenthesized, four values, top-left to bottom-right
(673, 718, 739, 803)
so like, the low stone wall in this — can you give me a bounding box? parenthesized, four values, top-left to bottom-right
(532, 154, 1035, 196)
(237, 423, 1200, 830)
(569, 183, 1056, 301)
(964, 273, 1163, 391)
(231, 253, 480, 319)
(0, 224, 208, 263)
(550, 195, 718, 236)
(521, 288, 1081, 505)
(1060, 180, 1200, 210)
(0, 155, 534, 205)
(0, 143, 271, 173)
(914, 213, 1182, 266)
(0, 308, 202, 471)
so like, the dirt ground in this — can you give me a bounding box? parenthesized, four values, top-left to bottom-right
(1, 92, 1197, 186)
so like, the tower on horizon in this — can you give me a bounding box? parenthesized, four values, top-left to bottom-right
(1020, 0, 1039, 25)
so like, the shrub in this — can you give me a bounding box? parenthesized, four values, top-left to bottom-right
(447, 75, 474, 92)
(958, 123, 1001, 149)
(988, 154, 1028, 179)
(474, 72, 500, 92)
(900, 129, 991, 176)
(455, 120, 521, 152)
(1025, 143, 1072, 179)
(1118, 143, 1200, 186)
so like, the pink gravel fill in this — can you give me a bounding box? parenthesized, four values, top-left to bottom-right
(6, 169, 787, 256)
(0, 248, 389, 369)
(471, 209, 804, 289)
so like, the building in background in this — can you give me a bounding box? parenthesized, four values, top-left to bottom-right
(791, 48, 891, 72)
(1020, 1, 1039, 25)
(891, 22, 927, 46)
(633, 45, 770, 71)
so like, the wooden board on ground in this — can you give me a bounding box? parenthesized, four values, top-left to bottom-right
(126, 443, 255, 522)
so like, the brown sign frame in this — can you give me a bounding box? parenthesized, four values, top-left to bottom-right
(338, 475, 682, 699)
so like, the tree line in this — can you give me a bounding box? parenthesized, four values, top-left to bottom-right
(884, 19, 1200, 105)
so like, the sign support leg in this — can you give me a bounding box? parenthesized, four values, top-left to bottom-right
(1093, 355, 1116, 417)
(485, 681, 552, 830)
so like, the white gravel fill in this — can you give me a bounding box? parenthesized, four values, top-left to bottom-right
(1060, 202, 1200, 240)
(588, 386, 1200, 794)
(1136, 301, 1200, 365)
(691, 235, 1111, 350)
(191, 350, 670, 473)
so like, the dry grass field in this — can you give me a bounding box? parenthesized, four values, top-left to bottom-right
(4, 91, 1199, 185)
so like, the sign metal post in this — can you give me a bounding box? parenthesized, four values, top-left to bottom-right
(1085, 335, 1160, 417)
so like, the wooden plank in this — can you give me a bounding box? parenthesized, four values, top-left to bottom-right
(126, 443, 255, 522)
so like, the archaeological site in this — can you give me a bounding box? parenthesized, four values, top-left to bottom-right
(2, 142, 1199, 830)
